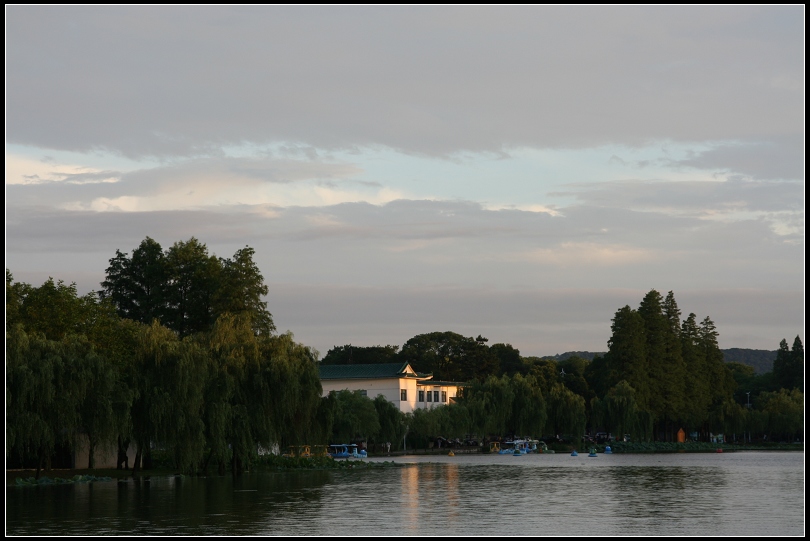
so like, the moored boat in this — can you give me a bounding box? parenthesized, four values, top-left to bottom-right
(329, 443, 367, 459)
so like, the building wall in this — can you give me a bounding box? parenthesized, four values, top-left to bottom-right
(321, 377, 461, 414)
(321, 377, 422, 413)
(416, 383, 461, 410)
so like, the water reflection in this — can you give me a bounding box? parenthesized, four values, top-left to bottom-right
(6, 452, 804, 536)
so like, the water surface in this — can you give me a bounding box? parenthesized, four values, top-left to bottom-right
(6, 451, 804, 536)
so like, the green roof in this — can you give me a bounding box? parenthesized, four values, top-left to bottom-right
(319, 362, 426, 380)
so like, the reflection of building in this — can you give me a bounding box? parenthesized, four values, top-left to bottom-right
(318, 362, 462, 414)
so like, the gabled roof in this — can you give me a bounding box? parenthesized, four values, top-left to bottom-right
(319, 362, 431, 380)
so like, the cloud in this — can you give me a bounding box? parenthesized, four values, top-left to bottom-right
(671, 136, 804, 181)
(7, 156, 371, 211)
(7, 6, 803, 158)
(6, 153, 122, 185)
(555, 178, 804, 220)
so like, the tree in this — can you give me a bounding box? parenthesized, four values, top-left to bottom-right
(329, 390, 380, 444)
(321, 344, 400, 365)
(372, 394, 406, 449)
(491, 343, 524, 377)
(507, 374, 546, 437)
(681, 313, 709, 433)
(605, 306, 649, 410)
(758, 388, 803, 442)
(461, 374, 514, 437)
(546, 383, 586, 443)
(398, 331, 497, 382)
(215, 246, 275, 336)
(100, 237, 167, 325)
(163, 238, 221, 337)
(6, 327, 89, 478)
(638, 290, 668, 425)
(773, 336, 804, 391)
(102, 238, 275, 339)
(660, 291, 686, 435)
(602, 380, 640, 441)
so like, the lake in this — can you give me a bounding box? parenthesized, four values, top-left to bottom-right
(6, 451, 804, 536)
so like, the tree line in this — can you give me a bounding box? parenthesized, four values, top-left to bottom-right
(5, 237, 804, 477)
(321, 291, 804, 446)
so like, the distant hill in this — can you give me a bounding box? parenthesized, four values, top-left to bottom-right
(541, 351, 607, 362)
(722, 348, 776, 375)
(542, 349, 776, 375)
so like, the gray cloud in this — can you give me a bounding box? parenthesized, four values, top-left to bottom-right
(671, 136, 805, 181)
(7, 6, 803, 157)
(555, 178, 805, 215)
(6, 156, 363, 207)
(7, 196, 802, 290)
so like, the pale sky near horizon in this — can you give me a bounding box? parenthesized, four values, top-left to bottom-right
(6, 6, 804, 357)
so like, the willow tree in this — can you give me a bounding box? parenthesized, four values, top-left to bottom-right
(462, 374, 515, 437)
(546, 383, 586, 444)
(373, 394, 406, 449)
(6, 327, 88, 478)
(759, 388, 804, 441)
(329, 390, 380, 445)
(508, 374, 547, 437)
(261, 332, 322, 450)
(603, 380, 641, 441)
(129, 321, 208, 474)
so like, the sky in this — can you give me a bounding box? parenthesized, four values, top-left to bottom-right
(6, 6, 804, 358)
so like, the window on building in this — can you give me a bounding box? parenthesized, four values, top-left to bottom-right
(401, 389, 407, 401)
(358, 390, 367, 397)
(433, 390, 439, 402)
(442, 391, 447, 403)
(418, 390, 425, 402)
(427, 391, 433, 402)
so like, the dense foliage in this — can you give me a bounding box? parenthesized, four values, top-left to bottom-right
(6, 247, 804, 478)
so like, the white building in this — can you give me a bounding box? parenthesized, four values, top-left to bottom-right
(318, 362, 463, 414)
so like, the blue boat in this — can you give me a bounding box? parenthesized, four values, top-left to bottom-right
(329, 444, 366, 459)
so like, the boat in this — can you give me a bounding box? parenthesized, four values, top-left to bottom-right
(282, 445, 312, 458)
(498, 439, 541, 455)
(588, 448, 598, 457)
(329, 444, 367, 459)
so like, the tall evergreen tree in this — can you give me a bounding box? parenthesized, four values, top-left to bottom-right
(681, 313, 709, 432)
(215, 246, 275, 336)
(773, 336, 804, 391)
(638, 290, 668, 430)
(699, 316, 735, 433)
(790, 336, 804, 392)
(102, 237, 274, 338)
(100, 237, 167, 325)
(605, 306, 649, 411)
(662, 291, 686, 437)
(163, 238, 221, 337)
